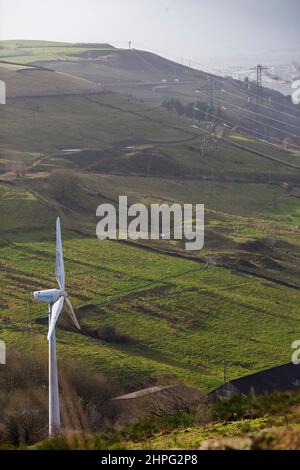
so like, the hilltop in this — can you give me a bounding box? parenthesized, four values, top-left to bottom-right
(1, 40, 299, 147)
(0, 62, 102, 98)
(0, 40, 115, 64)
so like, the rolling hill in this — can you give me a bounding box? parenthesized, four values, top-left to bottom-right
(2, 40, 300, 148)
(1, 39, 300, 406)
(0, 62, 102, 98)
(4, 40, 297, 146)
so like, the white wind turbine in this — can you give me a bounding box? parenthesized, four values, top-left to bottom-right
(33, 217, 81, 436)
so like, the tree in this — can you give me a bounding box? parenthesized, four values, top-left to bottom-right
(7, 160, 27, 177)
(48, 169, 80, 204)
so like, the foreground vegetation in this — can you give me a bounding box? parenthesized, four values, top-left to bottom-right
(2, 350, 300, 450)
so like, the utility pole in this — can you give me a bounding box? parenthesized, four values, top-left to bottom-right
(224, 359, 228, 384)
(208, 76, 218, 155)
(128, 41, 132, 50)
(255, 64, 264, 127)
(214, 137, 220, 159)
(194, 81, 219, 159)
(256, 64, 263, 107)
(209, 76, 214, 108)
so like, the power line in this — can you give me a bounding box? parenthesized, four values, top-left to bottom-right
(192, 85, 300, 134)
(130, 41, 300, 134)
(133, 42, 300, 121)
(192, 105, 300, 153)
(209, 77, 214, 108)
(211, 74, 300, 121)
(188, 58, 300, 119)
(256, 64, 264, 108)
(215, 93, 300, 141)
(214, 87, 300, 130)
(159, 59, 300, 130)
(192, 87, 300, 144)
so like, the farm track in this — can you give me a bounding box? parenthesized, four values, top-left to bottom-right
(116, 238, 300, 293)
(4, 215, 300, 302)
(80, 170, 287, 184)
(225, 138, 300, 170)
(6, 91, 300, 172)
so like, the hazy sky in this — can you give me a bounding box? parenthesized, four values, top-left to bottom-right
(0, 0, 299, 65)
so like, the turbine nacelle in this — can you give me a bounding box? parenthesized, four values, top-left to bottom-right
(33, 289, 66, 303)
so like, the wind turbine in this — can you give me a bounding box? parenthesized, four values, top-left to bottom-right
(33, 217, 81, 436)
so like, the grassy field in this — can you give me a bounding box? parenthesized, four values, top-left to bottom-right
(1, 168, 300, 392)
(13, 40, 298, 147)
(0, 62, 101, 99)
(2, 41, 299, 130)
(1, 234, 300, 391)
(1, 86, 300, 184)
(1, 43, 300, 403)
(0, 40, 116, 64)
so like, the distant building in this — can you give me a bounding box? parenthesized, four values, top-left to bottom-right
(209, 363, 300, 401)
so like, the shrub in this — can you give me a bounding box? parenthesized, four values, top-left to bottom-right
(85, 325, 135, 344)
(2, 389, 47, 446)
(212, 390, 300, 422)
(48, 169, 80, 204)
(0, 351, 123, 446)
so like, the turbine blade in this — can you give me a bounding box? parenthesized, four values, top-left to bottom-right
(47, 296, 64, 340)
(55, 217, 65, 291)
(65, 297, 81, 331)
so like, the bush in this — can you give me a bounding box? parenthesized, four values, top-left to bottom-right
(0, 351, 123, 446)
(48, 169, 80, 204)
(212, 390, 300, 422)
(0, 351, 211, 448)
(62, 363, 121, 431)
(85, 325, 135, 344)
(2, 389, 47, 446)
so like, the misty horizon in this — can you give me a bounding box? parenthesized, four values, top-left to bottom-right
(0, 0, 299, 68)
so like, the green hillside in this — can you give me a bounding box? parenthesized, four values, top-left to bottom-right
(1, 40, 300, 407)
(0, 40, 115, 64)
(1, 40, 300, 149)
(1, 74, 300, 182)
(0, 62, 101, 98)
(2, 169, 300, 392)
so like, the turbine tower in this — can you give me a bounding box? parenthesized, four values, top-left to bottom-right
(33, 217, 81, 436)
